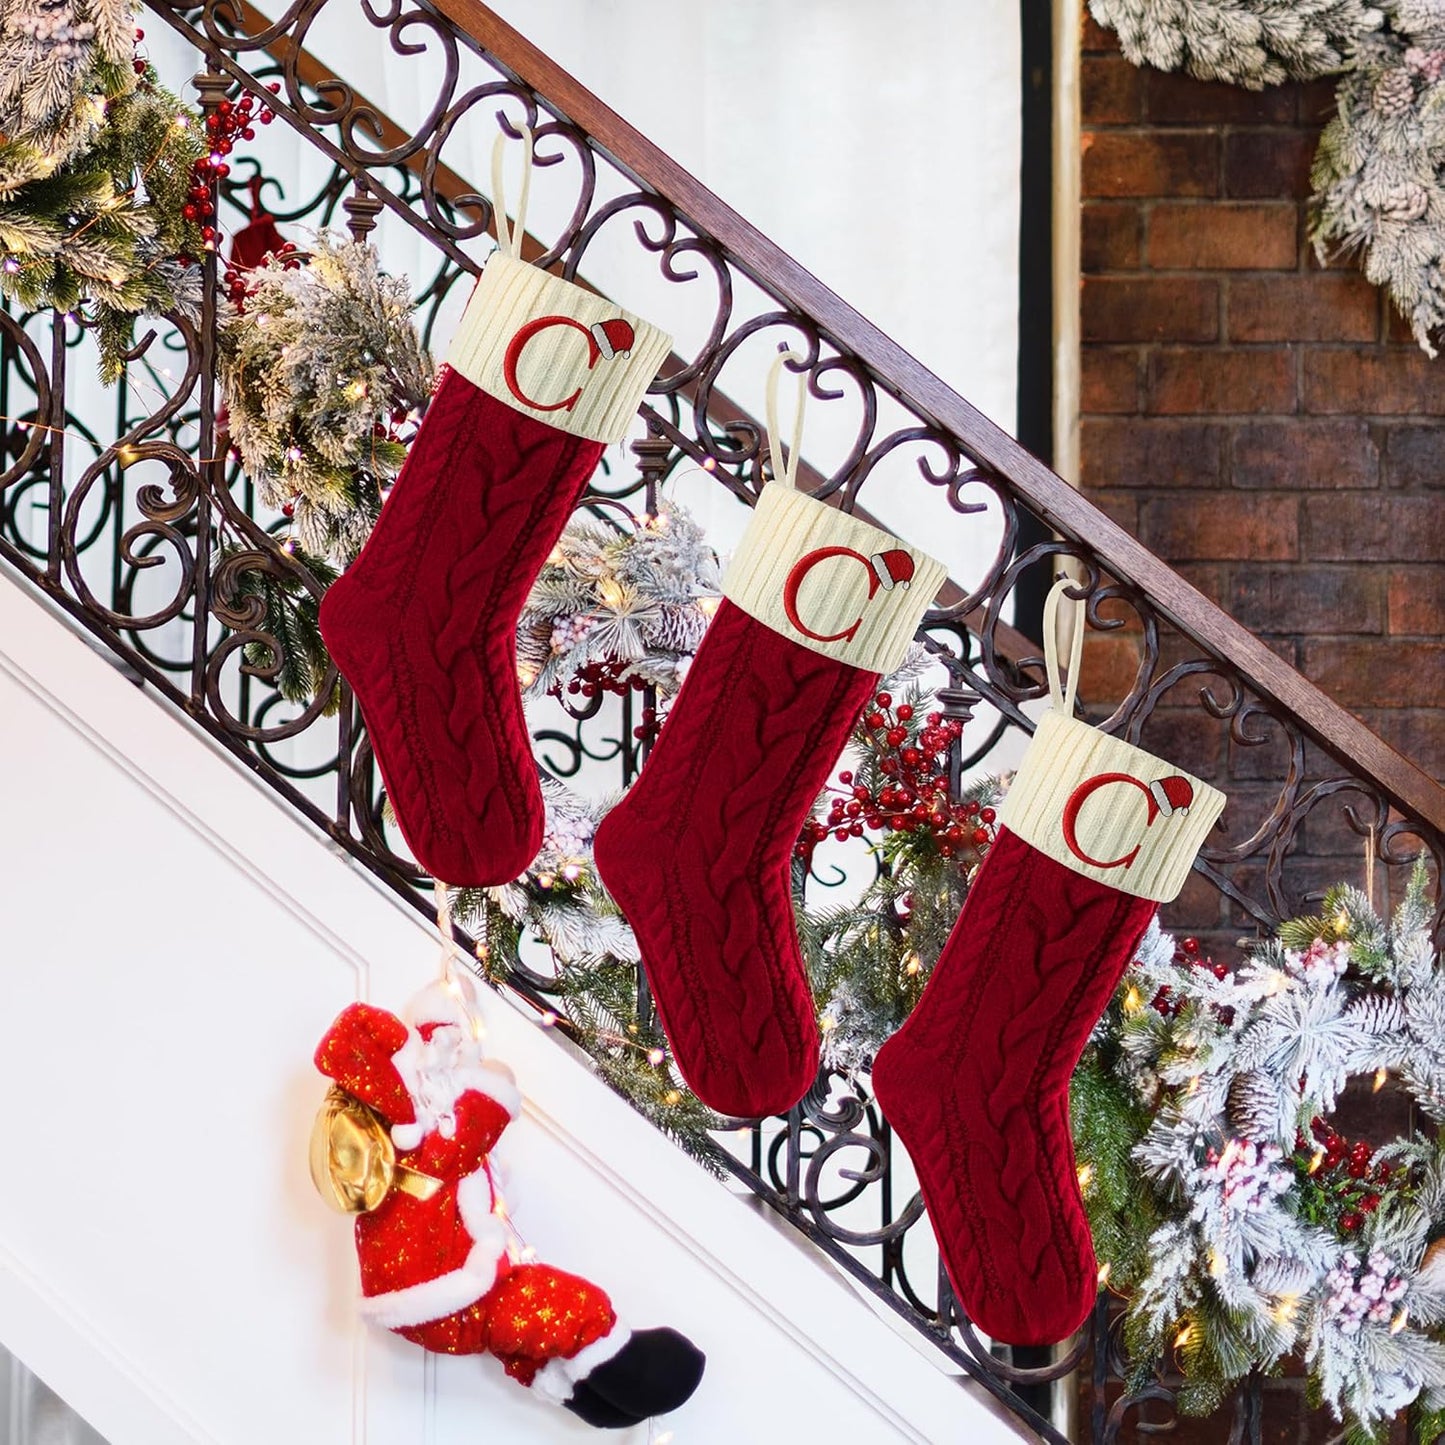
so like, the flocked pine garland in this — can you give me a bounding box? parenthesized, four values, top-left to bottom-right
(515, 501, 722, 708)
(216, 231, 434, 564)
(1074, 866, 1445, 1440)
(1088, 0, 1383, 88)
(1313, 4, 1445, 354)
(0, 0, 207, 377)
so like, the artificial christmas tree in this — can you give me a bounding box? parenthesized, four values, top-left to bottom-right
(595, 358, 946, 1117)
(319, 131, 670, 886)
(872, 578, 1226, 1346)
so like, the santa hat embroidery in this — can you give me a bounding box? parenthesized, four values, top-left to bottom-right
(1149, 775, 1194, 818)
(869, 549, 915, 592)
(590, 318, 635, 362)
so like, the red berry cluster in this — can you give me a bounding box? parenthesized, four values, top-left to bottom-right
(630, 705, 661, 746)
(565, 660, 653, 702)
(188, 86, 279, 252)
(1150, 937, 1230, 1019)
(795, 692, 990, 867)
(1295, 1119, 1396, 1233)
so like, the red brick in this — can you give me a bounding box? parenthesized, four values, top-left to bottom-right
(1303, 640, 1445, 706)
(1080, 418, 1225, 487)
(1227, 719, 1299, 781)
(1088, 489, 1140, 536)
(1229, 564, 1383, 635)
(1082, 277, 1220, 342)
(1303, 496, 1444, 561)
(1385, 298, 1421, 344)
(1082, 202, 1142, 270)
(1148, 202, 1297, 270)
(1080, 631, 1145, 705)
(1148, 348, 1296, 414)
(1133, 709, 1226, 773)
(1383, 425, 1445, 488)
(1080, 348, 1141, 413)
(1387, 566, 1445, 635)
(1146, 70, 1296, 125)
(1164, 869, 1229, 932)
(1083, 131, 1220, 198)
(1225, 129, 1315, 198)
(1297, 77, 1342, 126)
(1360, 709, 1445, 779)
(1081, 14, 1119, 52)
(1304, 350, 1445, 414)
(1231, 420, 1380, 489)
(1082, 55, 1143, 124)
(1141, 495, 1298, 560)
(1228, 275, 1380, 343)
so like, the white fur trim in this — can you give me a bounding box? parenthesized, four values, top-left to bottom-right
(405, 978, 476, 1030)
(391, 1026, 523, 1140)
(390, 1121, 423, 1151)
(528, 1322, 633, 1404)
(358, 1242, 503, 1329)
(455, 1169, 504, 1244)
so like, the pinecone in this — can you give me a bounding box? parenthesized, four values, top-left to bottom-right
(1405, 45, 1445, 81)
(1372, 64, 1418, 115)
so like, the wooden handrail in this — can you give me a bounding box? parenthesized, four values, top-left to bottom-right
(421, 0, 1445, 834)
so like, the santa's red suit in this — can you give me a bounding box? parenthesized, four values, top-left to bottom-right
(314, 981, 704, 1430)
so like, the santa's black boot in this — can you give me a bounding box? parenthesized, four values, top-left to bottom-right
(565, 1327, 705, 1428)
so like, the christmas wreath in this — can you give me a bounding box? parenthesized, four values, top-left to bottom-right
(1074, 864, 1445, 1439)
(1088, 0, 1383, 88)
(1312, 9, 1445, 355)
(1088, 0, 1445, 356)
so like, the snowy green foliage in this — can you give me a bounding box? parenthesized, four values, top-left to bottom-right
(216, 233, 433, 563)
(0, 0, 205, 377)
(1313, 4, 1445, 354)
(1088, 0, 1382, 88)
(1075, 865, 1445, 1438)
(516, 502, 721, 701)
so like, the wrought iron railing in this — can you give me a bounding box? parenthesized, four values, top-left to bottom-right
(2, 5, 1443, 1442)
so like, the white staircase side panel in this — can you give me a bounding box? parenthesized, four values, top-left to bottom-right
(0, 571, 1036, 1445)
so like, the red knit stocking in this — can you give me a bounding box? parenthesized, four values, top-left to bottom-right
(872, 581, 1225, 1345)
(596, 471, 945, 1117)
(319, 244, 669, 886)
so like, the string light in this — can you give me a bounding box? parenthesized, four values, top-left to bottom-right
(1096, 1262, 1111, 1286)
(1373, 1067, 1388, 1093)
(1076, 1164, 1094, 1190)
(646, 1048, 666, 1066)
(1174, 1325, 1193, 1349)
(1123, 985, 1144, 1013)
(1391, 1308, 1409, 1335)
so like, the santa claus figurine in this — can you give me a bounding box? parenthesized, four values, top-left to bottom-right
(310, 976, 706, 1429)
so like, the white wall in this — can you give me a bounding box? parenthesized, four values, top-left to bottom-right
(0, 573, 1035, 1445)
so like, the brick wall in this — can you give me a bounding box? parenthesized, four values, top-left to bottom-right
(1075, 18, 1438, 1445)
(1078, 17, 1444, 802)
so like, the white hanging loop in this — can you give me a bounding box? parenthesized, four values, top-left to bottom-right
(764, 348, 807, 491)
(433, 879, 466, 982)
(1042, 575, 1086, 716)
(490, 122, 534, 260)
